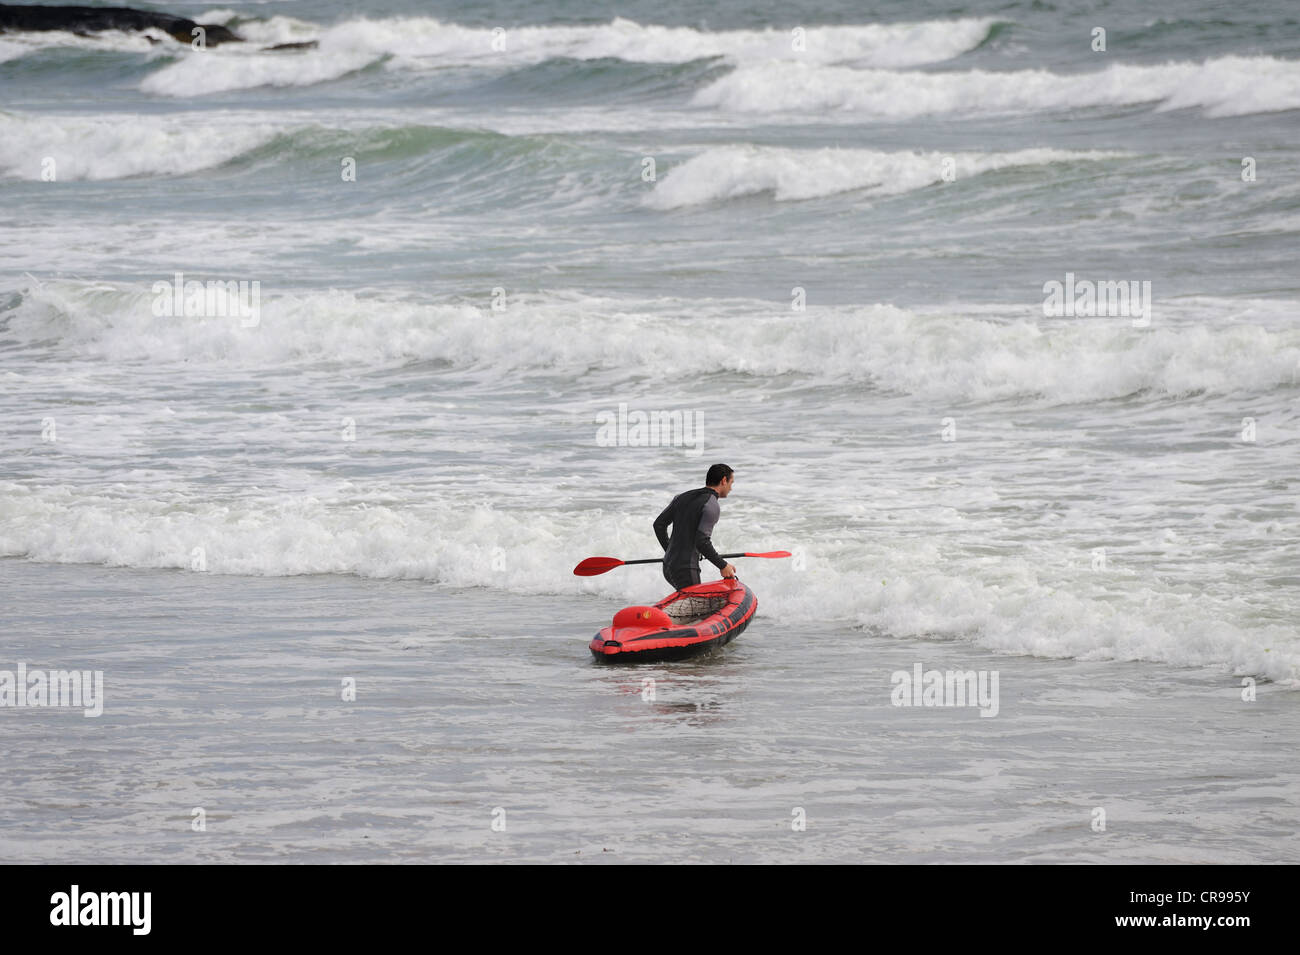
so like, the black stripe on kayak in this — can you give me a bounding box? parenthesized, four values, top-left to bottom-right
(589, 586, 756, 664)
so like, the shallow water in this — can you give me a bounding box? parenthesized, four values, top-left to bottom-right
(2, 560, 1295, 863)
(2, 0, 1298, 862)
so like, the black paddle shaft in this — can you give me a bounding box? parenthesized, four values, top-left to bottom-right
(619, 552, 752, 566)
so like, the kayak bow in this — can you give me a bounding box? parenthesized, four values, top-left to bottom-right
(589, 578, 756, 663)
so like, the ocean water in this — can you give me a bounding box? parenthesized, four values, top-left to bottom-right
(1, 0, 1298, 863)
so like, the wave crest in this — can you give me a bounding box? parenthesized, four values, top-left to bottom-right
(694, 55, 1300, 118)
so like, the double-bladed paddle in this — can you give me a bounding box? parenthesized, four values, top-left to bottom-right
(573, 551, 792, 577)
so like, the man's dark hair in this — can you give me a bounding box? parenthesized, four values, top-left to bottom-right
(706, 463, 733, 486)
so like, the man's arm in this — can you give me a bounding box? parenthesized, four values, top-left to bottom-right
(695, 532, 727, 571)
(653, 499, 673, 551)
(695, 497, 728, 570)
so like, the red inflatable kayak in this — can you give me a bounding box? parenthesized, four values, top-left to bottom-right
(589, 578, 756, 663)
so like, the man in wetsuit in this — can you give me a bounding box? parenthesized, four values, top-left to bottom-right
(653, 463, 736, 591)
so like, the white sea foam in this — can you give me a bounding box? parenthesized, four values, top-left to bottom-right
(139, 35, 378, 97)
(0, 113, 281, 180)
(694, 55, 1300, 118)
(0, 39, 30, 64)
(138, 16, 992, 96)
(645, 146, 1124, 208)
(0, 482, 1294, 682)
(0, 28, 167, 57)
(354, 15, 994, 68)
(12, 284, 1299, 403)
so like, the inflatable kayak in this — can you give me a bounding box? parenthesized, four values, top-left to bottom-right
(589, 578, 756, 663)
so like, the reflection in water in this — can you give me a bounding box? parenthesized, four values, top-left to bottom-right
(595, 653, 751, 727)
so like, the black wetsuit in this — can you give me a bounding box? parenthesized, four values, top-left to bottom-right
(653, 487, 726, 590)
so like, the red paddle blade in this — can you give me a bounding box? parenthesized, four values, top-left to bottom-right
(743, 550, 792, 558)
(573, 556, 625, 577)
